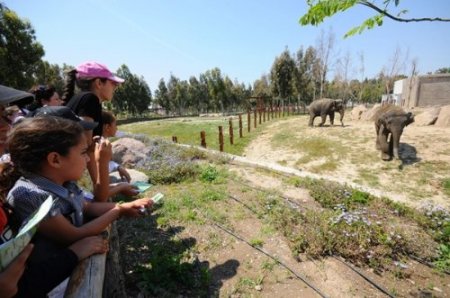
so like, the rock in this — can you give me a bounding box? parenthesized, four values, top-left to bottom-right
(111, 138, 150, 167)
(413, 106, 441, 126)
(110, 169, 149, 184)
(360, 104, 381, 121)
(435, 105, 450, 127)
(255, 285, 262, 291)
(350, 105, 367, 120)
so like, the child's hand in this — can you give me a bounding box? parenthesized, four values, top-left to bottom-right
(93, 137, 112, 163)
(0, 243, 34, 298)
(118, 166, 131, 183)
(69, 235, 109, 261)
(117, 197, 153, 217)
(117, 182, 139, 197)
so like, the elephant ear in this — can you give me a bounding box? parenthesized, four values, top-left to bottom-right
(405, 112, 415, 126)
(378, 115, 390, 127)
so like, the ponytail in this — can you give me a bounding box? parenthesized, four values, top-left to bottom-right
(62, 69, 77, 103)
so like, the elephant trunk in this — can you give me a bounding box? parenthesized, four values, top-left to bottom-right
(391, 129, 402, 159)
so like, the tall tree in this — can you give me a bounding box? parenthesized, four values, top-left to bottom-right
(270, 48, 296, 105)
(34, 61, 65, 93)
(300, 0, 450, 38)
(315, 29, 335, 99)
(380, 46, 408, 95)
(293, 46, 316, 104)
(114, 64, 152, 116)
(0, 4, 45, 89)
(154, 79, 171, 115)
(203, 68, 226, 113)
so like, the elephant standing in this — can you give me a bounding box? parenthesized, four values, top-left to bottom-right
(374, 105, 414, 160)
(308, 98, 345, 127)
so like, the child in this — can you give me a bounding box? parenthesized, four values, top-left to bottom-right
(102, 110, 131, 183)
(3, 117, 152, 294)
(27, 84, 63, 112)
(63, 61, 124, 202)
(0, 86, 108, 297)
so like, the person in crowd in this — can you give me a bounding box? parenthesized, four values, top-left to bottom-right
(63, 61, 124, 202)
(28, 84, 63, 110)
(0, 86, 108, 297)
(4, 117, 153, 261)
(102, 110, 131, 183)
(63, 61, 123, 137)
(32, 106, 138, 199)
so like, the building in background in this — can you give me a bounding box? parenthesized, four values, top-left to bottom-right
(393, 74, 450, 108)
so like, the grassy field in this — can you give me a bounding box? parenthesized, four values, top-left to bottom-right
(118, 114, 290, 156)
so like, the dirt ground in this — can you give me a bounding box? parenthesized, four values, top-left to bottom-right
(242, 114, 450, 210)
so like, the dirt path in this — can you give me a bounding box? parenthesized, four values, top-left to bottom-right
(241, 115, 450, 210)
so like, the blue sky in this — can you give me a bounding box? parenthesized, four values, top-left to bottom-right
(4, 0, 450, 91)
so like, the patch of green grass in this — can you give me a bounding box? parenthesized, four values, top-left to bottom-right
(138, 242, 210, 297)
(442, 178, 450, 197)
(120, 115, 269, 155)
(249, 238, 264, 247)
(310, 159, 340, 173)
(261, 259, 277, 272)
(433, 244, 450, 272)
(199, 164, 220, 183)
(357, 168, 380, 187)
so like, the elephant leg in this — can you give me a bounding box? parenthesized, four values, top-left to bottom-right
(319, 113, 326, 126)
(378, 126, 391, 160)
(308, 114, 315, 126)
(329, 112, 335, 126)
(339, 110, 344, 126)
(375, 124, 381, 150)
(389, 134, 395, 159)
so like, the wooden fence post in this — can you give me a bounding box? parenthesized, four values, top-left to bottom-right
(247, 111, 251, 132)
(229, 118, 234, 145)
(200, 131, 206, 148)
(263, 107, 266, 122)
(172, 136, 178, 143)
(218, 126, 224, 152)
(238, 114, 243, 138)
(254, 110, 257, 128)
(259, 108, 262, 124)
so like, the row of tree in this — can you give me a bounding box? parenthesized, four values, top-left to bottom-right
(1, 4, 448, 116)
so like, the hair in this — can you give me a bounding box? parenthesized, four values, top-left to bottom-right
(0, 117, 85, 199)
(101, 110, 116, 125)
(62, 69, 108, 103)
(27, 84, 57, 111)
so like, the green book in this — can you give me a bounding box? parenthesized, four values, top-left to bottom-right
(0, 196, 53, 270)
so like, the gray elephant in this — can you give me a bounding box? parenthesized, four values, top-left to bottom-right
(374, 105, 414, 161)
(308, 98, 345, 127)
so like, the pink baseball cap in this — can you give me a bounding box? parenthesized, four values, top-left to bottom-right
(76, 61, 125, 83)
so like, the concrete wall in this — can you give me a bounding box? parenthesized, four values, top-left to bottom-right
(401, 74, 450, 108)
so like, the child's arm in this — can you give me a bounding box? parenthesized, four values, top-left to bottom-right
(109, 182, 139, 198)
(92, 137, 112, 202)
(37, 198, 152, 245)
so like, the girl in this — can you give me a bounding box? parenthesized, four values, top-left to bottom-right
(4, 117, 152, 273)
(28, 84, 63, 110)
(63, 61, 124, 202)
(102, 110, 131, 183)
(0, 87, 108, 297)
(63, 61, 123, 137)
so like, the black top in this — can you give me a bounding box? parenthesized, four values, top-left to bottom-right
(65, 92, 103, 136)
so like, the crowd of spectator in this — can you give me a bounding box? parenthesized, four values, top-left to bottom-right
(0, 61, 154, 297)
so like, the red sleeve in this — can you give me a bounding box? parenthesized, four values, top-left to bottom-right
(0, 205, 8, 233)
